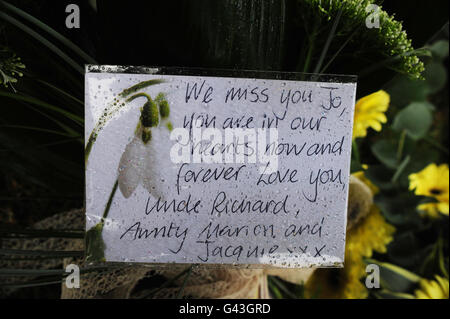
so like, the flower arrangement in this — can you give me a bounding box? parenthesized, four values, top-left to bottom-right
(0, 0, 448, 299)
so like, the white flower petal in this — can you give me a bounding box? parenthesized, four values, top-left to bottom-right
(141, 129, 171, 200)
(118, 137, 146, 198)
(142, 141, 165, 200)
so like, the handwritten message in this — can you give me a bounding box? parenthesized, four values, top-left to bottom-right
(85, 69, 357, 267)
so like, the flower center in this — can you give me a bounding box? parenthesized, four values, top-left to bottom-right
(429, 188, 442, 196)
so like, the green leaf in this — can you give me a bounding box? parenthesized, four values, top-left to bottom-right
(397, 147, 440, 188)
(385, 75, 428, 107)
(0, 279, 63, 289)
(392, 102, 433, 140)
(350, 159, 363, 173)
(371, 140, 398, 169)
(373, 290, 416, 299)
(0, 90, 83, 125)
(0, 0, 97, 64)
(374, 192, 424, 227)
(85, 223, 106, 263)
(0, 249, 83, 258)
(365, 165, 395, 191)
(268, 279, 283, 299)
(0, 268, 66, 277)
(36, 79, 83, 108)
(423, 62, 447, 94)
(429, 40, 449, 60)
(0, 125, 79, 138)
(386, 231, 423, 268)
(420, 237, 448, 278)
(0, 228, 83, 239)
(0, 11, 83, 74)
(366, 259, 421, 293)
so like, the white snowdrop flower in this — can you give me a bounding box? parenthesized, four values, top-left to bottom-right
(118, 127, 163, 199)
(117, 94, 171, 199)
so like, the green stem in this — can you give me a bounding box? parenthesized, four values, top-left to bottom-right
(423, 136, 449, 155)
(102, 180, 118, 222)
(126, 92, 152, 103)
(84, 130, 97, 164)
(119, 79, 165, 98)
(391, 155, 411, 184)
(268, 277, 283, 299)
(85, 180, 118, 262)
(437, 236, 448, 278)
(298, 19, 318, 78)
(302, 43, 315, 74)
(397, 129, 407, 161)
(320, 24, 362, 74)
(313, 7, 343, 74)
(270, 276, 299, 299)
(359, 47, 430, 78)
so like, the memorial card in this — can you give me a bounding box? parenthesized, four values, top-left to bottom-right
(85, 66, 357, 268)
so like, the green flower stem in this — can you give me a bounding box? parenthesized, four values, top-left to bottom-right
(391, 155, 411, 184)
(125, 92, 152, 103)
(102, 180, 118, 221)
(299, 19, 319, 78)
(85, 180, 118, 263)
(302, 42, 315, 74)
(119, 79, 165, 98)
(397, 129, 407, 162)
(320, 24, 362, 74)
(437, 236, 448, 278)
(268, 277, 283, 299)
(84, 131, 96, 164)
(269, 276, 299, 299)
(359, 48, 430, 79)
(424, 136, 449, 155)
(313, 7, 343, 74)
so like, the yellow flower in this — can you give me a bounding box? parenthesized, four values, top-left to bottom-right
(346, 206, 396, 274)
(415, 276, 449, 299)
(409, 163, 449, 218)
(305, 206, 395, 299)
(352, 166, 379, 195)
(353, 90, 390, 140)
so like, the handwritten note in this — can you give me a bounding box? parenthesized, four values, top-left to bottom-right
(85, 67, 357, 267)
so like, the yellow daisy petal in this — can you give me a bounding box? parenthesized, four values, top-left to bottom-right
(305, 205, 395, 299)
(353, 90, 390, 140)
(409, 163, 449, 218)
(415, 276, 449, 299)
